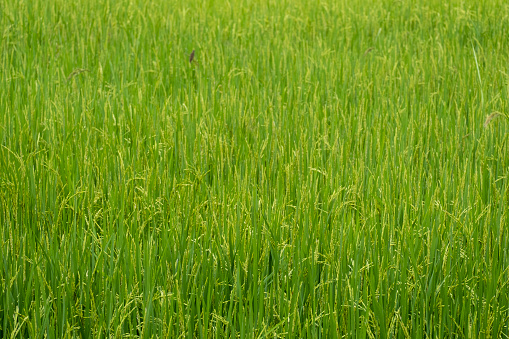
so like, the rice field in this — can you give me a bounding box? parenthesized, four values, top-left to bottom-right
(1, 0, 509, 337)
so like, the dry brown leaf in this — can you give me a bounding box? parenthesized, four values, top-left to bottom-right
(363, 47, 374, 56)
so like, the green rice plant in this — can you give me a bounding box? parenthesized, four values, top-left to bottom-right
(1, 0, 509, 337)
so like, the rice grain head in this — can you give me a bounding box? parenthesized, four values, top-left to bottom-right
(483, 112, 502, 128)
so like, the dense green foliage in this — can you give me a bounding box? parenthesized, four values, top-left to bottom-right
(1, 0, 509, 337)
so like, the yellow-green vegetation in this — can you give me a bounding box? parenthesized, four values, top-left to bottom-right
(1, 0, 509, 337)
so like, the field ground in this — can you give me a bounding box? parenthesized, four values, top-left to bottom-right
(1, 0, 509, 337)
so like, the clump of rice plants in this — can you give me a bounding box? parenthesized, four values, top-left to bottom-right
(1, 0, 508, 337)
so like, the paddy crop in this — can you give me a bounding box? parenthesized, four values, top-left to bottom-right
(1, 0, 509, 337)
